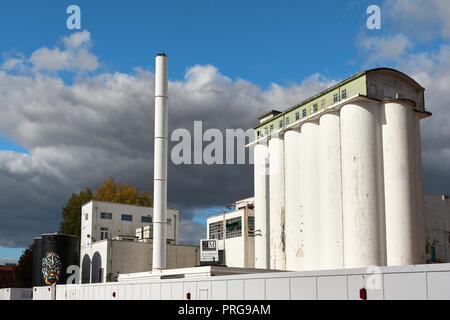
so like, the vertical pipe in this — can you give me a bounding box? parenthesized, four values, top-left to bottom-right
(269, 134, 286, 270)
(382, 101, 415, 266)
(284, 128, 303, 270)
(341, 101, 385, 268)
(413, 113, 426, 263)
(319, 112, 344, 269)
(254, 142, 270, 269)
(153, 53, 168, 271)
(300, 121, 321, 270)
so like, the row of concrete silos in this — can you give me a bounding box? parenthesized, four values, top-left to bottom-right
(254, 98, 426, 271)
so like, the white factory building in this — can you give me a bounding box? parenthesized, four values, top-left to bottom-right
(80, 200, 199, 283)
(251, 68, 432, 271)
(206, 198, 255, 268)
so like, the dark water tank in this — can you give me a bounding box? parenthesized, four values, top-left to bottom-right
(32, 234, 79, 287)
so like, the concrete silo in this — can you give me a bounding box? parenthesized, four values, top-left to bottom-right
(251, 68, 431, 271)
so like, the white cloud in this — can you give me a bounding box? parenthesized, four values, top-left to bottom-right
(384, 0, 450, 41)
(28, 30, 98, 72)
(356, 32, 413, 65)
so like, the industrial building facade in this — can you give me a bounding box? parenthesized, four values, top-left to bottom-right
(252, 68, 431, 271)
(80, 201, 199, 283)
(206, 198, 255, 268)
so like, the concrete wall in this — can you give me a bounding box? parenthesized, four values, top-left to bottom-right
(81, 240, 200, 283)
(0, 288, 32, 300)
(40, 263, 450, 300)
(424, 194, 450, 263)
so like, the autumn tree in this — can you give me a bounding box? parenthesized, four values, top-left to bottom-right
(13, 245, 34, 288)
(59, 187, 93, 237)
(59, 177, 153, 236)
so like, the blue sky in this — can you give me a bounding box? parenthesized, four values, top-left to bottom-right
(0, 0, 376, 85)
(0, 0, 449, 260)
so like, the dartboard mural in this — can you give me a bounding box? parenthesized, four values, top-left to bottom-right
(41, 252, 62, 285)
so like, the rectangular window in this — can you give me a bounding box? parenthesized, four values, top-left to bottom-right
(257, 130, 261, 138)
(167, 218, 172, 225)
(313, 103, 318, 113)
(279, 119, 283, 128)
(321, 99, 326, 109)
(333, 93, 338, 103)
(270, 125, 274, 132)
(285, 117, 290, 125)
(342, 89, 347, 99)
(226, 217, 242, 238)
(100, 212, 112, 220)
(248, 216, 255, 236)
(209, 221, 223, 240)
(141, 216, 152, 223)
(295, 112, 299, 120)
(302, 109, 307, 117)
(85, 213, 88, 221)
(121, 214, 133, 221)
(264, 127, 268, 135)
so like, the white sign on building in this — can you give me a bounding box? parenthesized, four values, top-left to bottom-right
(200, 239, 218, 262)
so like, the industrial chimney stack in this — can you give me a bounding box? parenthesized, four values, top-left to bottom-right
(153, 53, 168, 272)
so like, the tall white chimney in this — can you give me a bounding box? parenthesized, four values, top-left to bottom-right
(153, 53, 168, 272)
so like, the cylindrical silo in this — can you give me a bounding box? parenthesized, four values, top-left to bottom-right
(300, 121, 321, 270)
(32, 237, 44, 287)
(382, 100, 416, 266)
(269, 134, 286, 270)
(341, 101, 385, 268)
(32, 234, 80, 287)
(413, 113, 426, 263)
(319, 112, 344, 269)
(254, 142, 270, 269)
(284, 128, 303, 271)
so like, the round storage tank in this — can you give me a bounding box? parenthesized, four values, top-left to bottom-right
(32, 234, 79, 287)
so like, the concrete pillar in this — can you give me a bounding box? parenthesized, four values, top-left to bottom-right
(341, 101, 386, 268)
(300, 121, 321, 270)
(382, 100, 416, 266)
(284, 128, 303, 270)
(413, 113, 426, 263)
(269, 134, 286, 270)
(319, 112, 344, 269)
(254, 142, 270, 269)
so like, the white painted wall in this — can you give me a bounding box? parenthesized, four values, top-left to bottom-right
(40, 263, 450, 300)
(81, 201, 178, 249)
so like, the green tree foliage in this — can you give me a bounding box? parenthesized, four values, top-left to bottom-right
(59, 177, 153, 236)
(13, 245, 34, 288)
(59, 187, 93, 237)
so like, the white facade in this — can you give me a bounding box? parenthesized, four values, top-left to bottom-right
(81, 200, 179, 248)
(206, 198, 255, 268)
(80, 200, 181, 283)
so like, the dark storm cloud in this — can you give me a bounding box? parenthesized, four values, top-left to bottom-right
(0, 33, 335, 247)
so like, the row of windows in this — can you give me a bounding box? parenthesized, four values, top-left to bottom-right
(209, 216, 256, 240)
(98, 212, 171, 224)
(257, 89, 348, 138)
